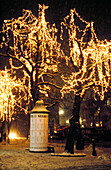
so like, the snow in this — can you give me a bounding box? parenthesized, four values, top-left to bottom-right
(0, 139, 111, 169)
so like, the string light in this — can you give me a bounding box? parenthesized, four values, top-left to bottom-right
(0, 5, 65, 103)
(0, 67, 31, 120)
(60, 8, 111, 100)
(0, 4, 111, 109)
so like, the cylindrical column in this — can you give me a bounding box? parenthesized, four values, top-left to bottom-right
(30, 100, 49, 152)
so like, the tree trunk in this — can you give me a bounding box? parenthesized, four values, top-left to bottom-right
(72, 94, 82, 121)
(65, 94, 84, 154)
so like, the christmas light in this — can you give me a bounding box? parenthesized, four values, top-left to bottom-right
(0, 5, 65, 105)
(0, 4, 110, 114)
(60, 8, 111, 100)
(0, 68, 30, 120)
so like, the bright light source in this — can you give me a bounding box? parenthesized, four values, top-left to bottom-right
(96, 123, 99, 127)
(59, 109, 64, 115)
(9, 133, 17, 139)
(91, 122, 93, 127)
(79, 117, 82, 125)
(66, 120, 69, 124)
(100, 121, 102, 127)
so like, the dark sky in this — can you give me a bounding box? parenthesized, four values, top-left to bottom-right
(0, 0, 111, 40)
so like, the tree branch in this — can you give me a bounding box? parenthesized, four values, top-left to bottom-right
(0, 53, 31, 76)
(37, 81, 62, 89)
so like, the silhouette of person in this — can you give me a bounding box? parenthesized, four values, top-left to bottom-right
(65, 115, 78, 154)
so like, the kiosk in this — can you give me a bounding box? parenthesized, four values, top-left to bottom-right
(30, 100, 49, 152)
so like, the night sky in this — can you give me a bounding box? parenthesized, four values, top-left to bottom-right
(0, 0, 111, 40)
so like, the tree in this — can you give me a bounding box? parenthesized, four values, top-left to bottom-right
(59, 7, 111, 153)
(0, 4, 65, 108)
(0, 67, 30, 143)
(0, 4, 110, 152)
(60, 7, 111, 112)
(0, 68, 30, 120)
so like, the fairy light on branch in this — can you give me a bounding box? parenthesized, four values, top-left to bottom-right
(0, 68, 30, 120)
(0, 4, 65, 103)
(0, 5, 110, 103)
(60, 8, 111, 100)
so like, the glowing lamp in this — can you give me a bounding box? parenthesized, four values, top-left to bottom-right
(9, 133, 17, 139)
(59, 109, 64, 115)
(66, 120, 69, 124)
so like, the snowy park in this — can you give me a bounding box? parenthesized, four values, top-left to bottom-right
(0, 1, 111, 169)
(0, 139, 111, 169)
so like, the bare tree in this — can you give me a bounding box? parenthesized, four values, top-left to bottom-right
(60, 8, 111, 115)
(0, 5, 110, 141)
(0, 5, 65, 109)
(0, 68, 29, 120)
(59, 8, 111, 153)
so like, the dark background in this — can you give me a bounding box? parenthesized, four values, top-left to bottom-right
(0, 0, 111, 40)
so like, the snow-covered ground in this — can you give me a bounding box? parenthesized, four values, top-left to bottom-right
(0, 139, 111, 169)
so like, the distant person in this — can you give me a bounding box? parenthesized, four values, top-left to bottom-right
(65, 115, 78, 154)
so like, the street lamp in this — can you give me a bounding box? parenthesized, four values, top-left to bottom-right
(59, 109, 64, 115)
(66, 119, 69, 124)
